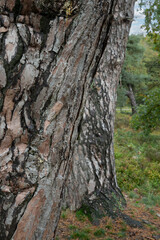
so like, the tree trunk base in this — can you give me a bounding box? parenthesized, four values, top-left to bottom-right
(80, 187, 125, 225)
(76, 189, 143, 229)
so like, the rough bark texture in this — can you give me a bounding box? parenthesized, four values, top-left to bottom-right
(126, 84, 137, 114)
(0, 0, 135, 239)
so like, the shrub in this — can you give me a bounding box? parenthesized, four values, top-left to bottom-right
(115, 111, 160, 203)
(131, 88, 160, 135)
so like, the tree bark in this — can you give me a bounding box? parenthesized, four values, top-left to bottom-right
(126, 84, 137, 114)
(0, 0, 135, 239)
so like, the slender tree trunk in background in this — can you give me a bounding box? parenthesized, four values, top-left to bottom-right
(0, 0, 135, 239)
(126, 84, 137, 114)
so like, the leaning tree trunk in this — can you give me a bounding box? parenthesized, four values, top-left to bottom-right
(126, 84, 137, 114)
(0, 0, 135, 239)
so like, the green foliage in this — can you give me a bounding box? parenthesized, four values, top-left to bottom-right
(128, 191, 139, 199)
(145, 147, 160, 162)
(117, 231, 126, 238)
(76, 205, 92, 222)
(70, 229, 90, 240)
(117, 35, 148, 108)
(69, 226, 91, 240)
(106, 224, 112, 230)
(125, 35, 145, 68)
(140, 38, 160, 93)
(141, 193, 160, 207)
(120, 222, 127, 231)
(144, 55, 160, 88)
(61, 210, 67, 219)
(116, 86, 127, 109)
(117, 34, 160, 111)
(131, 88, 160, 134)
(140, 0, 160, 52)
(148, 224, 158, 231)
(76, 209, 86, 221)
(114, 111, 130, 128)
(122, 35, 146, 84)
(69, 225, 77, 230)
(115, 111, 160, 207)
(105, 219, 113, 230)
(63, 1, 73, 17)
(117, 232, 126, 238)
(93, 228, 106, 237)
(118, 222, 127, 238)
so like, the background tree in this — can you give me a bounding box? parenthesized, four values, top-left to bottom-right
(140, 0, 160, 53)
(131, 40, 160, 134)
(142, 37, 160, 90)
(117, 34, 147, 114)
(130, 0, 160, 134)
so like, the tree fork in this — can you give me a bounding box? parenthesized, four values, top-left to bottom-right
(0, 0, 135, 239)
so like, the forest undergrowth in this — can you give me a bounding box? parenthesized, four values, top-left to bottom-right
(56, 110, 160, 240)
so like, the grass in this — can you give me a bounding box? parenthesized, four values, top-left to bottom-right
(75, 206, 92, 222)
(117, 231, 126, 238)
(115, 110, 160, 206)
(105, 224, 112, 230)
(128, 191, 139, 199)
(76, 209, 87, 222)
(148, 224, 158, 231)
(93, 228, 106, 237)
(70, 230, 90, 240)
(61, 210, 67, 219)
(69, 225, 77, 230)
(141, 194, 160, 207)
(70, 228, 91, 240)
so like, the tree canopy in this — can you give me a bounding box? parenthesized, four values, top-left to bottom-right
(117, 33, 160, 134)
(117, 34, 148, 112)
(140, 0, 160, 52)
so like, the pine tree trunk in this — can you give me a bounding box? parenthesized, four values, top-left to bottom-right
(126, 84, 137, 114)
(0, 0, 135, 239)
